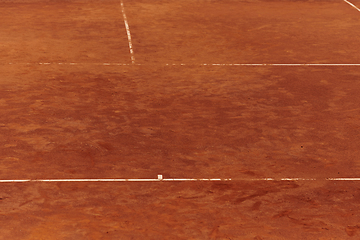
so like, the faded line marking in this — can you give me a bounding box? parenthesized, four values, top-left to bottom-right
(344, 0, 360, 12)
(120, 0, 135, 64)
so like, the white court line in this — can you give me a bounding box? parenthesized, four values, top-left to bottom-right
(6, 63, 133, 66)
(2, 175, 360, 183)
(168, 63, 360, 66)
(5, 63, 360, 66)
(120, 0, 135, 64)
(344, 0, 360, 12)
(0, 175, 230, 183)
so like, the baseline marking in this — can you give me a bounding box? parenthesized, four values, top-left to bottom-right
(120, 0, 135, 64)
(5, 63, 360, 66)
(2, 175, 360, 183)
(166, 63, 360, 66)
(344, 0, 360, 12)
(0, 175, 231, 183)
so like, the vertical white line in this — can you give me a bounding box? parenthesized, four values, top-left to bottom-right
(344, 0, 360, 12)
(120, 0, 135, 64)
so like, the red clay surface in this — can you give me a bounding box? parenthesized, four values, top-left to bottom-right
(0, 1, 130, 63)
(126, 0, 360, 64)
(1, 0, 360, 239)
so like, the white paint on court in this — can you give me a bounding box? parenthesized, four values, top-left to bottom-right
(2, 0, 360, 185)
(5, 63, 360, 66)
(0, 175, 230, 183)
(165, 63, 360, 66)
(4, 0, 359, 67)
(344, 0, 360, 12)
(2, 175, 360, 183)
(120, 0, 135, 64)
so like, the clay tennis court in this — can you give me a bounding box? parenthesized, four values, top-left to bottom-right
(1, 0, 360, 238)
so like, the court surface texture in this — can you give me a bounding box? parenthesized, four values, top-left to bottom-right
(1, 0, 360, 239)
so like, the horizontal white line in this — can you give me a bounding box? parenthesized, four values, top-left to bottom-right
(2, 177, 360, 183)
(168, 63, 360, 66)
(243, 178, 360, 181)
(5, 63, 132, 66)
(3, 63, 360, 66)
(237, 178, 360, 181)
(0, 178, 230, 183)
(327, 178, 360, 181)
(281, 178, 316, 181)
(162, 178, 227, 181)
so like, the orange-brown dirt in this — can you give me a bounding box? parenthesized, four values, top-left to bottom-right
(1, 0, 360, 239)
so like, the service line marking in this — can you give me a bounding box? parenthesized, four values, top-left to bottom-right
(344, 0, 360, 12)
(120, 0, 135, 64)
(3, 175, 360, 183)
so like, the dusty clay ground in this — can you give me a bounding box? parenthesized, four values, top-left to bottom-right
(1, 0, 360, 239)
